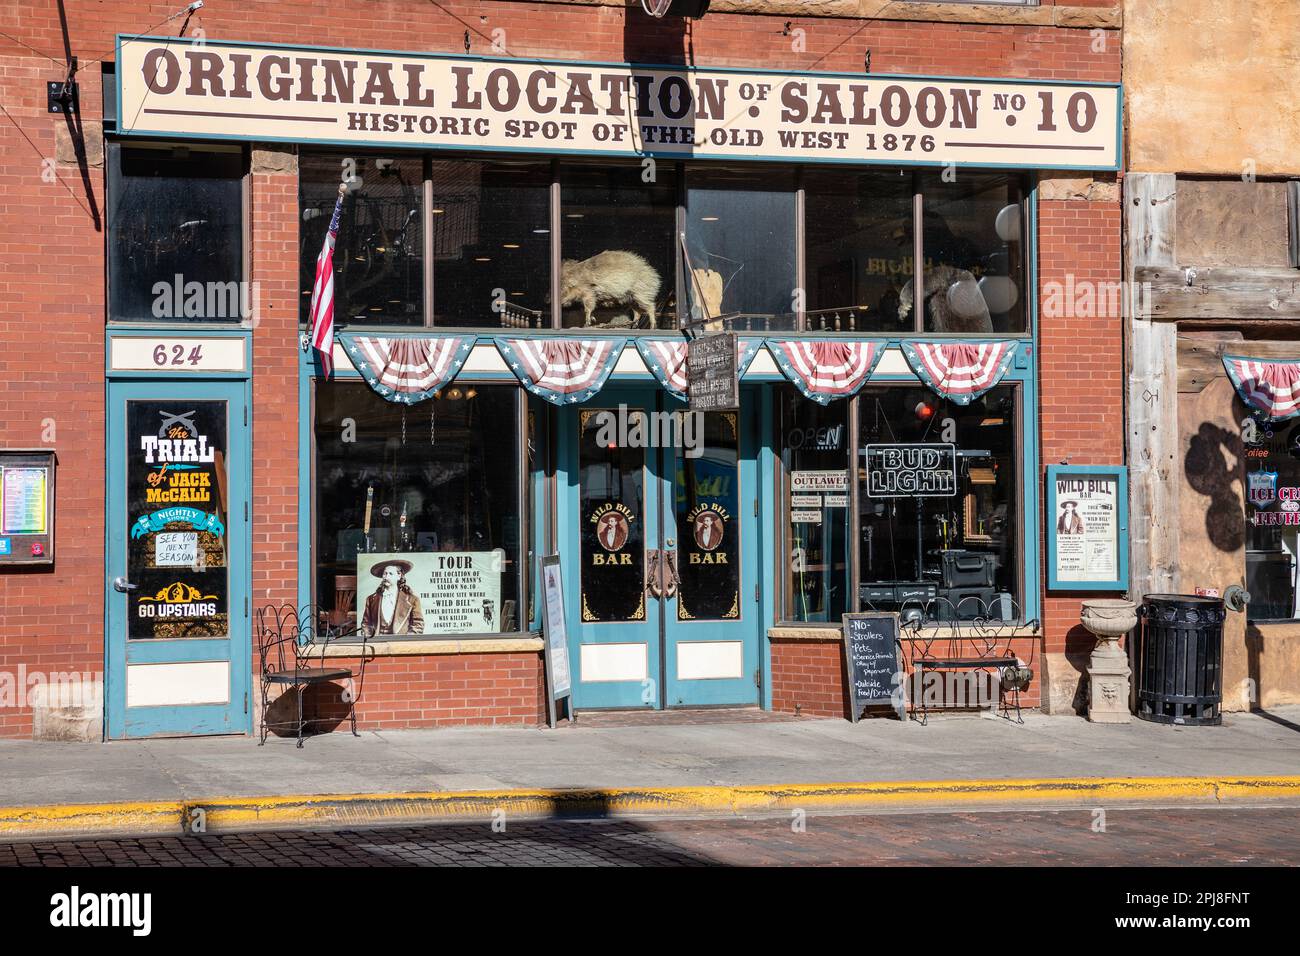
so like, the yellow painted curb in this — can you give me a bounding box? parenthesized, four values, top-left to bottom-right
(1, 775, 1298, 839)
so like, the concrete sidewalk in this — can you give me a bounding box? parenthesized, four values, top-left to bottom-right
(1, 708, 1297, 837)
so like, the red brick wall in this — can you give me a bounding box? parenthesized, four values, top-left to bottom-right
(1037, 196, 1125, 659)
(771, 637, 1043, 719)
(0, 0, 1120, 738)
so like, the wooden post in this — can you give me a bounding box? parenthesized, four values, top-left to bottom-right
(1126, 173, 1180, 603)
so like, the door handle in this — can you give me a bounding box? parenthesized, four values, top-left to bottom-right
(112, 577, 138, 593)
(645, 549, 663, 599)
(663, 549, 679, 599)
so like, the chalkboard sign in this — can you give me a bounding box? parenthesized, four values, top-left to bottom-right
(540, 555, 575, 728)
(842, 612, 906, 722)
(687, 332, 739, 412)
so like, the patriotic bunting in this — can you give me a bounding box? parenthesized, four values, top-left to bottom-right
(901, 340, 1018, 405)
(634, 337, 765, 400)
(338, 334, 474, 404)
(766, 339, 888, 404)
(497, 337, 627, 405)
(1223, 354, 1300, 422)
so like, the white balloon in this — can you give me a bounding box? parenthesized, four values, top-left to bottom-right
(978, 275, 1020, 314)
(994, 204, 1022, 242)
(946, 276, 986, 318)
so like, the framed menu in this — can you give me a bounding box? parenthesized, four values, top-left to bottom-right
(0, 450, 57, 566)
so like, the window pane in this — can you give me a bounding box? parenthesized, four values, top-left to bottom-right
(1243, 415, 1300, 620)
(919, 173, 1026, 334)
(314, 383, 521, 637)
(579, 409, 646, 623)
(299, 153, 424, 326)
(109, 144, 243, 321)
(560, 162, 677, 330)
(858, 385, 1020, 621)
(431, 159, 551, 329)
(676, 412, 741, 621)
(782, 391, 850, 622)
(685, 166, 796, 332)
(804, 168, 914, 333)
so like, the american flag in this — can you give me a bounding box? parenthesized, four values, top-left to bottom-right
(308, 184, 347, 376)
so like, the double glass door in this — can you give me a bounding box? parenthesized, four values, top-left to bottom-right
(558, 387, 759, 708)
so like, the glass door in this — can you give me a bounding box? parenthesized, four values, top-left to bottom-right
(105, 379, 251, 737)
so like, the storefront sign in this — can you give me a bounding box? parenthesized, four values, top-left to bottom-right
(865, 444, 956, 498)
(790, 470, 849, 493)
(688, 332, 739, 412)
(1046, 465, 1129, 591)
(357, 550, 504, 636)
(116, 37, 1122, 170)
(126, 402, 229, 638)
(791, 494, 822, 509)
(109, 335, 247, 373)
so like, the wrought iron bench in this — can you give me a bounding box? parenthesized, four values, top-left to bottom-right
(255, 603, 374, 747)
(900, 595, 1036, 725)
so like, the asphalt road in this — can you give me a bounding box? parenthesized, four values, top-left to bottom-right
(1, 806, 1297, 866)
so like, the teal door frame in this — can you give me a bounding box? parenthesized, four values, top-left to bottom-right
(557, 385, 761, 709)
(105, 376, 252, 738)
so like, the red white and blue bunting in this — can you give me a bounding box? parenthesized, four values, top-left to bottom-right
(766, 339, 888, 404)
(497, 337, 627, 405)
(338, 333, 474, 404)
(901, 340, 1018, 405)
(633, 337, 765, 400)
(1223, 354, 1300, 422)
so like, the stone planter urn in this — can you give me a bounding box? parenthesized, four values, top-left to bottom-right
(1080, 598, 1137, 723)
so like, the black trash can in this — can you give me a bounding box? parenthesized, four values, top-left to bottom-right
(1135, 594, 1225, 726)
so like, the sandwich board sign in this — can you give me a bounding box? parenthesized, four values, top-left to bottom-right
(541, 555, 574, 727)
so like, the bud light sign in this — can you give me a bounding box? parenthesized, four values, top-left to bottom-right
(866, 443, 957, 498)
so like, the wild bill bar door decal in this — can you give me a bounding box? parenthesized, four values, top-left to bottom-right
(676, 412, 741, 620)
(579, 409, 646, 623)
(126, 401, 230, 639)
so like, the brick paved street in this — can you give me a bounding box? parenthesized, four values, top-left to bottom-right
(1, 807, 1297, 867)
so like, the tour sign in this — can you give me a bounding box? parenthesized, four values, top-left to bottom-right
(116, 37, 1122, 170)
(688, 332, 739, 412)
(865, 443, 957, 498)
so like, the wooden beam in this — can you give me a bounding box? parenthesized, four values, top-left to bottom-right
(1126, 174, 1179, 603)
(1136, 265, 1300, 321)
(1178, 334, 1300, 393)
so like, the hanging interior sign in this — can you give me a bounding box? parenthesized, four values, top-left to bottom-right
(1046, 464, 1128, 591)
(865, 444, 956, 498)
(634, 337, 763, 400)
(126, 402, 229, 638)
(116, 37, 1121, 170)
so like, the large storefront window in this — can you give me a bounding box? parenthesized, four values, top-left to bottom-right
(1243, 417, 1300, 621)
(431, 159, 551, 329)
(858, 385, 1020, 620)
(685, 166, 797, 332)
(299, 153, 425, 326)
(804, 168, 914, 334)
(920, 173, 1026, 334)
(560, 162, 678, 330)
(782, 392, 851, 622)
(108, 142, 244, 322)
(314, 382, 522, 637)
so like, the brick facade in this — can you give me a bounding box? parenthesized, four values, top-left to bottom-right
(0, 0, 1124, 738)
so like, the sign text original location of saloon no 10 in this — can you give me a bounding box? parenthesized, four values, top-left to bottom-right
(116, 37, 1122, 171)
